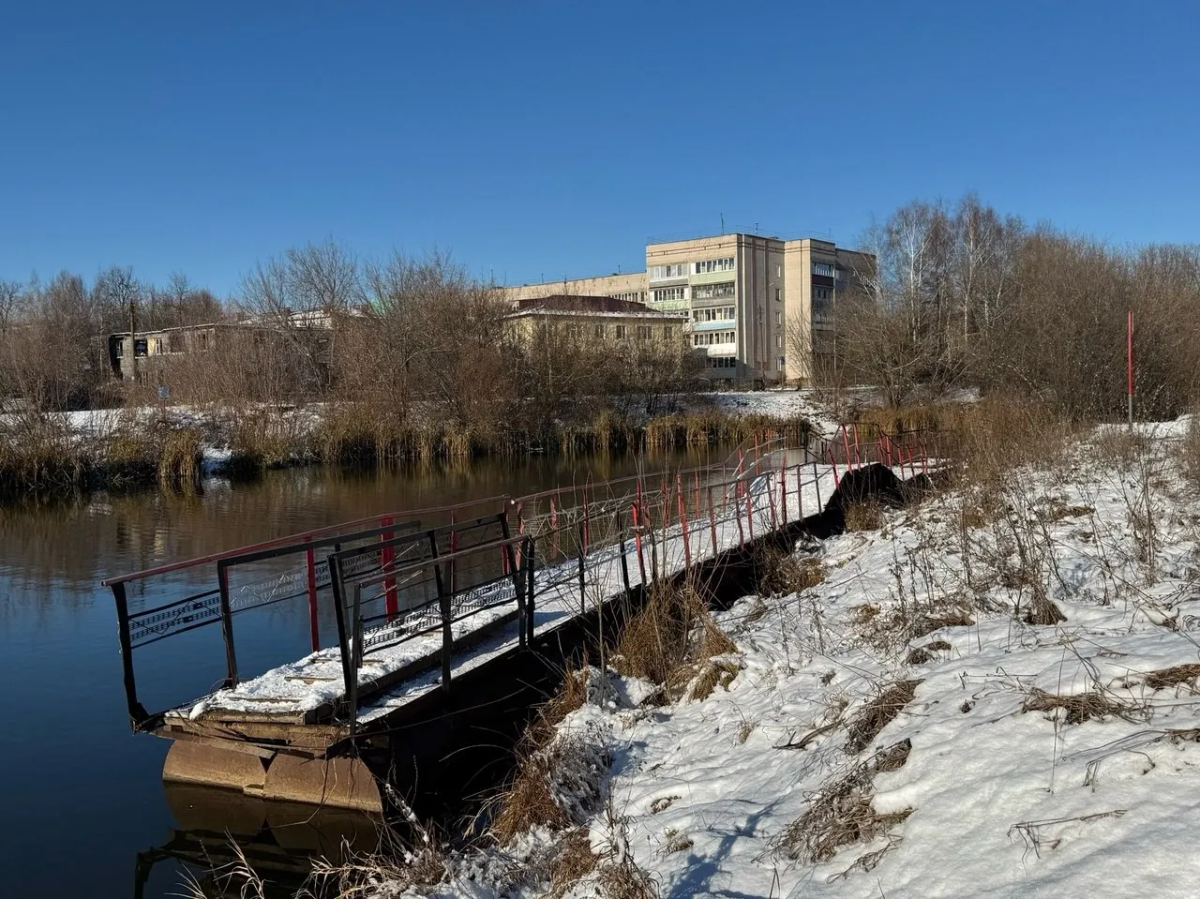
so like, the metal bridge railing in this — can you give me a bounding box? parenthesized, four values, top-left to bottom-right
(101, 428, 942, 732)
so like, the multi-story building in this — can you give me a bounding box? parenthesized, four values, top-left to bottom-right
(500, 232, 872, 385)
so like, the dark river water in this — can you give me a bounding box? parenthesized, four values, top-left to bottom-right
(0, 447, 725, 898)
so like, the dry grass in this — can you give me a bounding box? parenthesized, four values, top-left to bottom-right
(845, 681, 921, 754)
(596, 857, 659, 899)
(844, 500, 885, 532)
(1022, 688, 1132, 726)
(851, 598, 974, 655)
(1022, 587, 1067, 625)
(612, 581, 736, 689)
(776, 740, 914, 864)
(681, 658, 742, 702)
(755, 546, 825, 597)
(549, 828, 599, 898)
(490, 734, 610, 845)
(1143, 663, 1200, 691)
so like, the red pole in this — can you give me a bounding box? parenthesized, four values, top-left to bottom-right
(1128, 309, 1134, 427)
(678, 485, 691, 570)
(550, 496, 559, 557)
(745, 480, 755, 541)
(707, 485, 718, 556)
(729, 480, 739, 542)
(305, 546, 319, 652)
(631, 503, 646, 585)
(500, 501, 509, 575)
(516, 500, 525, 569)
(767, 470, 778, 530)
(780, 456, 787, 522)
(582, 488, 590, 556)
(381, 516, 397, 619)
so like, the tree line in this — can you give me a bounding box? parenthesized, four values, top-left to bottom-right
(817, 192, 1200, 420)
(0, 246, 698, 447)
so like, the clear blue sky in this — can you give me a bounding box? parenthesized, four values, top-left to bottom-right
(2, 1, 1198, 298)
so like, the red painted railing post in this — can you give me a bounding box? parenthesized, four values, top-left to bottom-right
(678, 482, 691, 571)
(550, 496, 559, 558)
(745, 479, 755, 541)
(780, 456, 788, 523)
(631, 502, 647, 586)
(735, 480, 745, 549)
(305, 546, 319, 652)
(381, 516, 397, 619)
(500, 501, 510, 575)
(707, 485, 718, 556)
(582, 488, 590, 556)
(516, 500, 525, 569)
(767, 471, 779, 531)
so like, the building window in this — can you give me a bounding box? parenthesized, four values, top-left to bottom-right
(113, 340, 124, 358)
(134, 338, 148, 357)
(567, 325, 583, 339)
(777, 356, 786, 371)
(650, 263, 688, 281)
(692, 281, 736, 300)
(198, 331, 210, 351)
(812, 262, 835, 277)
(611, 291, 644, 303)
(775, 287, 780, 302)
(694, 257, 735, 274)
(776, 264, 782, 278)
(168, 333, 183, 353)
(615, 325, 626, 339)
(775, 311, 782, 326)
(651, 286, 687, 304)
(813, 286, 833, 302)
(776, 335, 783, 349)
(636, 325, 650, 340)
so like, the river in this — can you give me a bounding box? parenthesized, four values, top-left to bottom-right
(0, 446, 729, 898)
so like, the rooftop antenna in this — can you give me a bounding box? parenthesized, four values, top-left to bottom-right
(720, 212, 725, 233)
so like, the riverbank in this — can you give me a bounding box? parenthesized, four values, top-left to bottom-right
(282, 417, 1200, 898)
(0, 391, 826, 504)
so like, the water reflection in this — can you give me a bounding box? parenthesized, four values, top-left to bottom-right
(135, 784, 381, 898)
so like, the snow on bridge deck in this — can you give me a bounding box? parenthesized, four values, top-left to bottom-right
(171, 459, 899, 727)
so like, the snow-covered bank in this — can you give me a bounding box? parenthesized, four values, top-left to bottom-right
(393, 421, 1200, 898)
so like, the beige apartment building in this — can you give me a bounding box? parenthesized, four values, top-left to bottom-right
(501, 232, 871, 384)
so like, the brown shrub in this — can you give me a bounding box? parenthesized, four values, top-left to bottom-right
(613, 582, 734, 687)
(755, 546, 825, 596)
(776, 740, 914, 864)
(1143, 664, 1200, 691)
(549, 828, 599, 898)
(1022, 688, 1131, 725)
(844, 501, 884, 532)
(845, 681, 921, 754)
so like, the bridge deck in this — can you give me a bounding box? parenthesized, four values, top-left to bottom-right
(162, 464, 852, 733)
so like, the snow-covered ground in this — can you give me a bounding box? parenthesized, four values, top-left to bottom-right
(699, 389, 842, 435)
(414, 421, 1200, 898)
